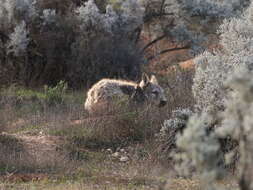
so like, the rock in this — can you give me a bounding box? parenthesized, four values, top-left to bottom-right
(120, 156, 129, 162)
(112, 152, 120, 158)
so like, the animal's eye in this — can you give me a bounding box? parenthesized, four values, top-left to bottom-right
(152, 91, 158, 95)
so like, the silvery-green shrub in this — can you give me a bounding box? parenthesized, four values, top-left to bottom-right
(193, 2, 253, 113)
(159, 108, 193, 140)
(41, 9, 56, 26)
(0, 0, 37, 25)
(214, 67, 253, 190)
(156, 109, 193, 161)
(0, 0, 251, 87)
(76, 0, 145, 36)
(7, 20, 29, 56)
(178, 0, 249, 18)
(0, 0, 147, 87)
(174, 113, 223, 183)
(181, 2, 253, 188)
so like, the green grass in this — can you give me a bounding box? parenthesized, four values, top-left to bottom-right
(15, 88, 45, 99)
(0, 83, 85, 108)
(12, 125, 44, 134)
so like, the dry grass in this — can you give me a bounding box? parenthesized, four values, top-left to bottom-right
(0, 174, 239, 190)
(0, 133, 80, 176)
(0, 71, 212, 190)
(163, 67, 195, 111)
(0, 86, 86, 176)
(59, 105, 168, 150)
(0, 85, 168, 174)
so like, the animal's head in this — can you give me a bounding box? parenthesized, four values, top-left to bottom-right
(131, 74, 167, 107)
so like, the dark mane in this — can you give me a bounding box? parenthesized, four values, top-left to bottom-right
(119, 84, 136, 96)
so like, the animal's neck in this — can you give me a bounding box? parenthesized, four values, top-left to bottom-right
(119, 83, 136, 96)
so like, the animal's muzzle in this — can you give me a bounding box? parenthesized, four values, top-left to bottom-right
(159, 100, 167, 107)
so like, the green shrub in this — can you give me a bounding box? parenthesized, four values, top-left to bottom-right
(43, 80, 68, 106)
(0, 0, 145, 88)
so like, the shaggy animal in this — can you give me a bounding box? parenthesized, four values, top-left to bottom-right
(84, 74, 167, 113)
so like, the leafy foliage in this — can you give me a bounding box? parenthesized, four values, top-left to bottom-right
(156, 109, 193, 163)
(0, 0, 146, 88)
(173, 2, 253, 189)
(8, 20, 29, 56)
(193, 2, 253, 113)
(43, 80, 68, 106)
(175, 113, 223, 185)
(178, 0, 249, 18)
(1, 0, 249, 88)
(215, 68, 253, 190)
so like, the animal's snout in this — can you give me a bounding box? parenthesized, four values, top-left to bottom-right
(159, 100, 167, 107)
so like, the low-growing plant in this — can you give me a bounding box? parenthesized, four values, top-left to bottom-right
(43, 80, 68, 106)
(58, 105, 166, 151)
(156, 108, 193, 164)
(173, 113, 224, 187)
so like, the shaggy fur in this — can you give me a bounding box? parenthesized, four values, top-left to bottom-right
(84, 74, 167, 114)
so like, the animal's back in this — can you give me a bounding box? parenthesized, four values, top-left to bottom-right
(84, 79, 136, 113)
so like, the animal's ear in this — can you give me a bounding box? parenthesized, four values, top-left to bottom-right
(150, 75, 158, 85)
(142, 73, 149, 83)
(139, 73, 149, 88)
